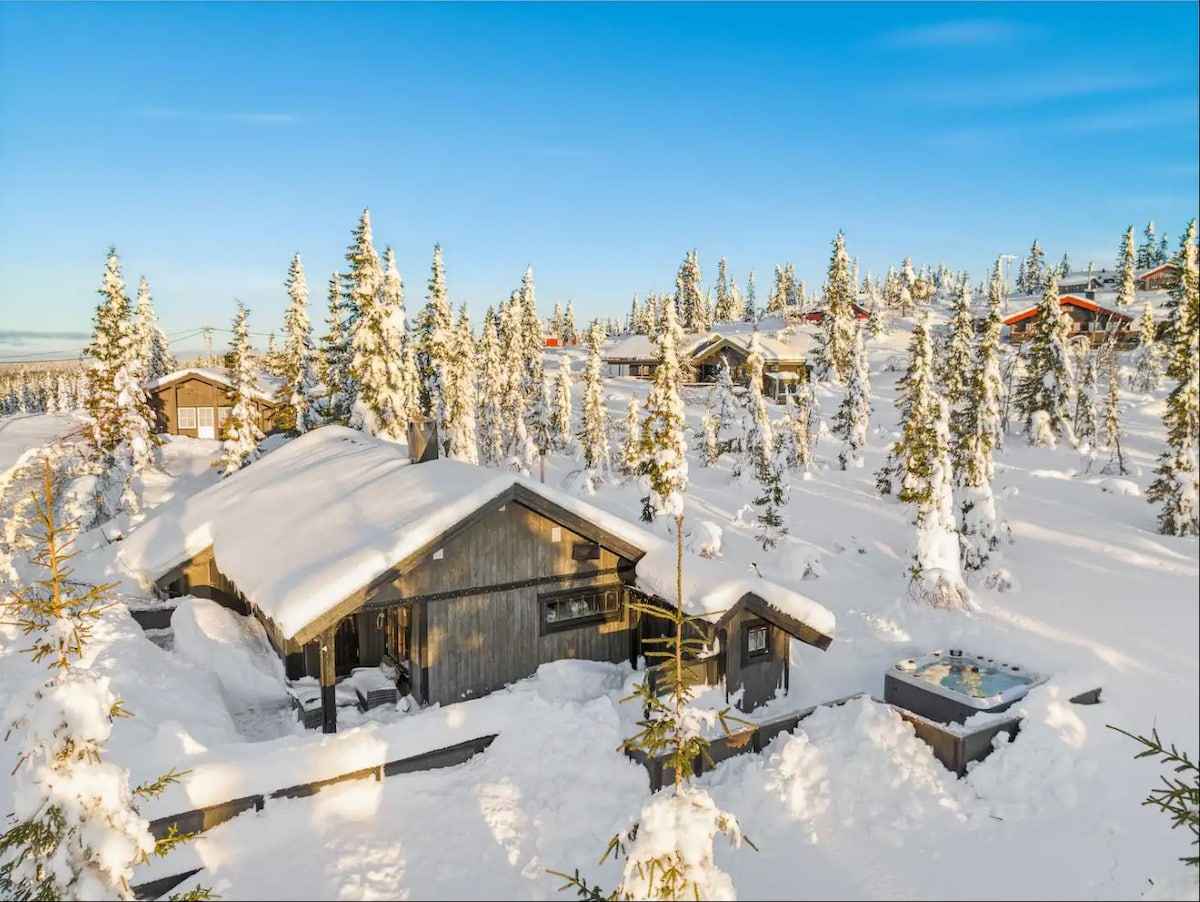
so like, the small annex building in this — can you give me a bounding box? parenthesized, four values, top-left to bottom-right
(118, 427, 834, 733)
(145, 368, 281, 439)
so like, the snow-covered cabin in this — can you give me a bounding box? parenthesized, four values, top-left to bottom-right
(145, 367, 281, 439)
(604, 323, 812, 400)
(118, 428, 834, 732)
(801, 303, 871, 324)
(1138, 263, 1181, 292)
(1002, 295, 1135, 347)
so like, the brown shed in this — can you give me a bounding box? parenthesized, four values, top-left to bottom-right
(146, 368, 280, 439)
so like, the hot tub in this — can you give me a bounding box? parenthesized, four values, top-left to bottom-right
(884, 649, 1046, 724)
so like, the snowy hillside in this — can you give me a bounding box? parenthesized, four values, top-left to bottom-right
(1, 323, 1197, 901)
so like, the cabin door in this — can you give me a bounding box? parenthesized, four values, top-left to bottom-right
(196, 406, 216, 439)
(334, 615, 361, 675)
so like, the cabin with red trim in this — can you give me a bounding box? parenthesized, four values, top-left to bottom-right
(1002, 296, 1135, 347)
(802, 303, 871, 324)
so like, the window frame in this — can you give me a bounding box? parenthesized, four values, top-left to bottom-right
(197, 406, 215, 429)
(177, 406, 197, 429)
(539, 584, 624, 636)
(741, 619, 772, 666)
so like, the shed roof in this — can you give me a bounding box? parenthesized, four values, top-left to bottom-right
(118, 427, 835, 646)
(145, 367, 282, 405)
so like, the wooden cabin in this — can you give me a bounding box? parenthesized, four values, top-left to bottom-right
(1138, 263, 1181, 292)
(801, 303, 871, 324)
(604, 327, 811, 400)
(1003, 295, 1135, 347)
(146, 368, 279, 439)
(119, 428, 834, 734)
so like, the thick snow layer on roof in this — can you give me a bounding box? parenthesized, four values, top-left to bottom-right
(144, 367, 281, 403)
(118, 427, 834, 642)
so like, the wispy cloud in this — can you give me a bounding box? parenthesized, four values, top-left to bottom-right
(0, 329, 90, 347)
(133, 108, 304, 126)
(901, 71, 1177, 107)
(876, 19, 1039, 49)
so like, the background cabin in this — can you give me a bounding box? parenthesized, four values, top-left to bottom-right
(1003, 296, 1134, 347)
(146, 368, 279, 438)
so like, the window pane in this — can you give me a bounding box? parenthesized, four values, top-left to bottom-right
(748, 625, 768, 654)
(177, 407, 196, 428)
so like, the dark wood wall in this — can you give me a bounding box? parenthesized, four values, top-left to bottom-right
(150, 375, 276, 437)
(722, 606, 790, 712)
(157, 548, 247, 615)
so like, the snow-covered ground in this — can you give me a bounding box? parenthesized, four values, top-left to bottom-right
(1, 325, 1197, 900)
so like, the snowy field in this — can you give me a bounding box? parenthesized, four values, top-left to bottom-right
(1, 327, 1197, 901)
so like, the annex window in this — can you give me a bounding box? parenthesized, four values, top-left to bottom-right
(742, 620, 771, 665)
(541, 585, 622, 634)
(177, 407, 197, 429)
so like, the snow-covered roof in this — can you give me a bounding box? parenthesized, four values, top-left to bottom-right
(604, 324, 811, 364)
(1002, 295, 1134, 326)
(117, 427, 835, 645)
(144, 367, 282, 404)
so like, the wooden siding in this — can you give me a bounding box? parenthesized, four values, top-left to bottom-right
(722, 606, 789, 712)
(386, 501, 635, 706)
(149, 374, 277, 438)
(155, 547, 247, 615)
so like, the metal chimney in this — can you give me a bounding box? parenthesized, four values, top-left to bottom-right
(407, 418, 439, 463)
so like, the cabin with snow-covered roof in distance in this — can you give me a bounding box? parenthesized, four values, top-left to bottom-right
(117, 427, 834, 734)
(1002, 295, 1135, 347)
(604, 320, 812, 400)
(146, 367, 281, 439)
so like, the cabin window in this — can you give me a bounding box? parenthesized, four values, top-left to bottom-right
(572, 541, 602, 561)
(177, 407, 197, 429)
(540, 585, 622, 634)
(217, 406, 232, 426)
(742, 620, 772, 665)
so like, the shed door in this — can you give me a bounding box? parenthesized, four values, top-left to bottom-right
(197, 406, 215, 439)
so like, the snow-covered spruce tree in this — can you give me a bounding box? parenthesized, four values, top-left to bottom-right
(551, 354, 573, 453)
(1138, 221, 1158, 270)
(519, 267, 545, 403)
(878, 310, 939, 498)
(907, 390, 968, 607)
(816, 231, 858, 385)
(442, 305, 479, 464)
(638, 298, 689, 523)
(0, 464, 208, 902)
(500, 295, 535, 472)
(617, 396, 643, 479)
(953, 323, 1003, 573)
(1015, 271, 1075, 447)
(676, 250, 705, 333)
(709, 356, 745, 458)
(340, 210, 384, 419)
(1101, 348, 1128, 476)
(528, 376, 555, 483)
(754, 438, 789, 551)
(939, 274, 975, 414)
(834, 323, 871, 470)
(319, 270, 350, 424)
(550, 301, 565, 346)
(112, 355, 156, 517)
(349, 243, 410, 442)
(477, 312, 507, 468)
(1073, 346, 1099, 450)
(1017, 239, 1046, 296)
(84, 249, 133, 459)
(578, 325, 611, 487)
(1147, 220, 1200, 536)
(218, 303, 264, 477)
(1133, 301, 1164, 393)
(1059, 251, 1071, 278)
(727, 276, 747, 324)
(275, 253, 321, 435)
(1117, 226, 1138, 308)
(564, 300, 579, 345)
(976, 258, 1007, 451)
(740, 332, 774, 485)
(132, 277, 172, 382)
(413, 244, 454, 421)
(714, 256, 732, 322)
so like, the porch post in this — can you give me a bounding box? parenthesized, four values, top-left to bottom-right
(319, 625, 337, 734)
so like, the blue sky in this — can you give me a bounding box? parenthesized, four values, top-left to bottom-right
(1, 2, 1197, 358)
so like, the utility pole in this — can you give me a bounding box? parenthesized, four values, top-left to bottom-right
(999, 254, 1019, 314)
(203, 326, 213, 366)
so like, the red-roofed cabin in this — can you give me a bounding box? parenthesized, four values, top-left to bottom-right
(1138, 264, 1181, 292)
(802, 303, 871, 324)
(544, 336, 576, 348)
(1003, 296, 1135, 347)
